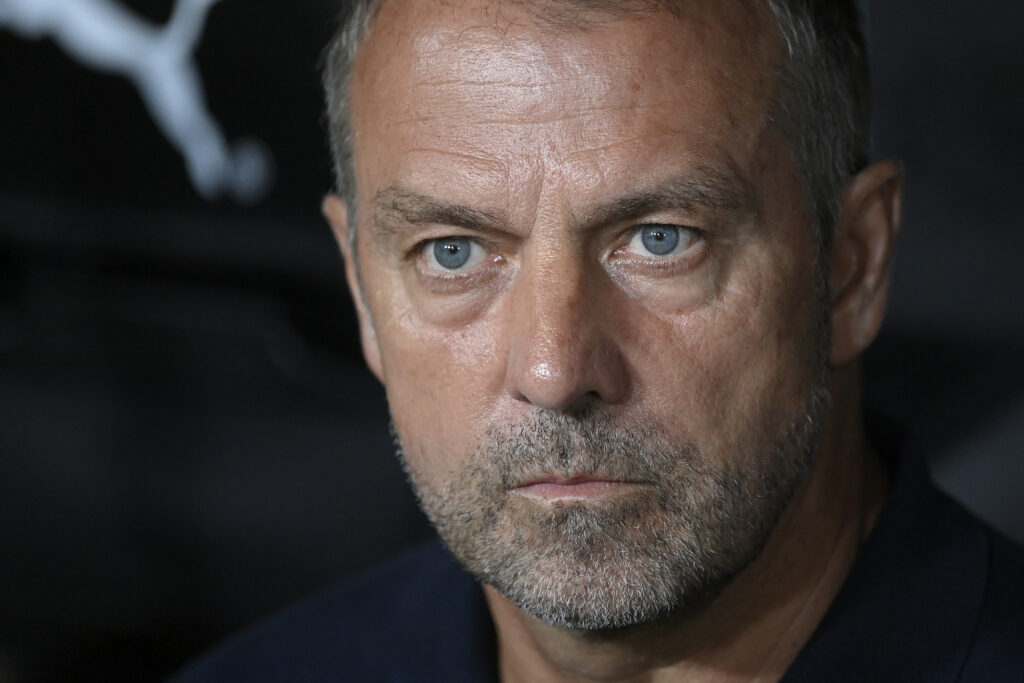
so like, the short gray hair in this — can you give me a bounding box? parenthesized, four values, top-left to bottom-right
(322, 0, 871, 258)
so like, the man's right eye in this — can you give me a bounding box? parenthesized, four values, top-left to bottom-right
(424, 236, 485, 272)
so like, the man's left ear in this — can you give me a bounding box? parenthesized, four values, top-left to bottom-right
(322, 194, 384, 382)
(830, 160, 903, 367)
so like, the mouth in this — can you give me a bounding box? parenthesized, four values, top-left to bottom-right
(510, 475, 649, 502)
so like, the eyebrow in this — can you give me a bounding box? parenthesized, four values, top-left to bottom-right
(373, 186, 506, 240)
(576, 166, 757, 228)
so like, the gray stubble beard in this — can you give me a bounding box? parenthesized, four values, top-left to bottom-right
(393, 372, 831, 631)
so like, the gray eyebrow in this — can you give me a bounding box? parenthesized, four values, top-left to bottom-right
(576, 167, 757, 228)
(372, 186, 506, 240)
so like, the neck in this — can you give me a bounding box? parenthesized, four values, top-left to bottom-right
(485, 367, 889, 683)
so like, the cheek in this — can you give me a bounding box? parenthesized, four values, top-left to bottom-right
(632, 251, 820, 456)
(376, 299, 503, 476)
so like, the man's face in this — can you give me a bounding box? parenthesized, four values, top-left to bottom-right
(345, 0, 831, 629)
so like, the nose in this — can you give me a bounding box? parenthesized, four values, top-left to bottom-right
(504, 244, 629, 412)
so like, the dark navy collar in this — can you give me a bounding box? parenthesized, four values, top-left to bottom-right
(783, 417, 988, 681)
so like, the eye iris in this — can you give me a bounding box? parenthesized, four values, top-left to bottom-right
(640, 225, 680, 255)
(433, 238, 472, 269)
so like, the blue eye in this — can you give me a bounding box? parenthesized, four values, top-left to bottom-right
(434, 238, 471, 269)
(426, 237, 485, 271)
(627, 225, 695, 257)
(641, 225, 678, 254)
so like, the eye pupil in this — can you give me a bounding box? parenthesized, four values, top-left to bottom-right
(640, 225, 680, 255)
(434, 237, 472, 269)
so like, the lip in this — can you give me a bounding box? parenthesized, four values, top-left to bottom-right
(510, 475, 646, 502)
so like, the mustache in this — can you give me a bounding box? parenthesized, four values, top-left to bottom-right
(475, 410, 701, 490)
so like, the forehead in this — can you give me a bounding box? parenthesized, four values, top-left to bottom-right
(350, 0, 784, 208)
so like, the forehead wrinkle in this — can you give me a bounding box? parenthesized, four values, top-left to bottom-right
(563, 121, 681, 160)
(401, 146, 509, 172)
(410, 61, 609, 95)
(412, 76, 556, 89)
(408, 20, 659, 116)
(416, 98, 685, 128)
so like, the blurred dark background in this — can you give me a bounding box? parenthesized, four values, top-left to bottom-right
(0, 0, 1021, 680)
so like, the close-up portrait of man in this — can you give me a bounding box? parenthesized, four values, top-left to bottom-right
(161, 0, 1024, 680)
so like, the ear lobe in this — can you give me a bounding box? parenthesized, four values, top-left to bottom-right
(829, 160, 903, 367)
(322, 194, 384, 382)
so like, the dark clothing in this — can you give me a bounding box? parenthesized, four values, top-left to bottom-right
(782, 421, 1024, 682)
(172, 424, 1024, 682)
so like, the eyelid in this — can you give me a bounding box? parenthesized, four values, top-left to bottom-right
(403, 226, 500, 255)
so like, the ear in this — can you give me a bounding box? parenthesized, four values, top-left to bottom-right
(322, 194, 384, 382)
(830, 160, 903, 367)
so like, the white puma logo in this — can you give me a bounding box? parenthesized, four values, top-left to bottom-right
(1, 0, 273, 203)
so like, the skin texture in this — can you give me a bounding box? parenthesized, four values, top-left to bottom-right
(323, 0, 903, 679)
